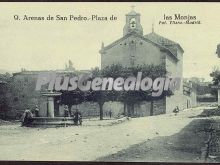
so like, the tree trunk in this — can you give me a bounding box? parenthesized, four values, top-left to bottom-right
(124, 102, 127, 116)
(98, 102, 104, 120)
(150, 101, 154, 116)
(68, 104, 72, 116)
(127, 103, 134, 117)
(3, 109, 7, 120)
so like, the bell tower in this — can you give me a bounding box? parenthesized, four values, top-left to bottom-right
(123, 6, 143, 36)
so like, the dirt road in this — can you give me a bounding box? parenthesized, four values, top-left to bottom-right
(0, 107, 207, 161)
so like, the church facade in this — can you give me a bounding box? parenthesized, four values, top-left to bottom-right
(100, 9, 189, 114)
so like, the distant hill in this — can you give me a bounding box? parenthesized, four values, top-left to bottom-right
(0, 69, 17, 74)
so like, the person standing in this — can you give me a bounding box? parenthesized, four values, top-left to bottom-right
(173, 106, 180, 116)
(64, 105, 69, 117)
(73, 109, 82, 125)
(109, 110, 112, 119)
(34, 105, 39, 117)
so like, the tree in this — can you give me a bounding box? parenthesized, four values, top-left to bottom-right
(85, 90, 106, 120)
(85, 67, 116, 120)
(125, 64, 168, 116)
(59, 64, 172, 119)
(101, 64, 172, 117)
(210, 68, 220, 97)
(0, 73, 11, 119)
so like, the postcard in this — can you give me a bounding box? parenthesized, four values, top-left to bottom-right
(0, 2, 220, 163)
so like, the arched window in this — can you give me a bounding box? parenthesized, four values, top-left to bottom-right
(130, 18, 136, 29)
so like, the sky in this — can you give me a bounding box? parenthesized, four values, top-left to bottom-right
(0, 2, 220, 81)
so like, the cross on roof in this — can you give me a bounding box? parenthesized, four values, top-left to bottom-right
(131, 5, 135, 10)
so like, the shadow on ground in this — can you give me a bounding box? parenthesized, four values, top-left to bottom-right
(97, 112, 220, 162)
(189, 108, 220, 118)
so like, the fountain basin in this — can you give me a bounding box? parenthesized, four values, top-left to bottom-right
(26, 117, 76, 127)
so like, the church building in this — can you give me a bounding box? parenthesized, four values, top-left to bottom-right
(100, 8, 189, 114)
(4, 8, 196, 119)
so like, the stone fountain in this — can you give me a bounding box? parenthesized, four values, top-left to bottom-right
(27, 91, 75, 127)
(41, 91, 62, 118)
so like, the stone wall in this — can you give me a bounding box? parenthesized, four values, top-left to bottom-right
(165, 48, 186, 112)
(59, 102, 100, 117)
(6, 73, 47, 114)
(133, 99, 166, 116)
(59, 99, 165, 118)
(8, 71, 167, 119)
(59, 101, 124, 118)
(182, 90, 197, 109)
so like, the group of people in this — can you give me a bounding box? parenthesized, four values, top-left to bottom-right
(21, 105, 39, 126)
(63, 105, 82, 125)
(21, 105, 82, 126)
(21, 109, 34, 126)
(21, 105, 180, 127)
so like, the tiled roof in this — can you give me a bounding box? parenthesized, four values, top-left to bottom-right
(102, 32, 180, 61)
(13, 70, 91, 76)
(144, 32, 184, 55)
